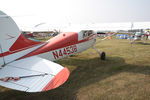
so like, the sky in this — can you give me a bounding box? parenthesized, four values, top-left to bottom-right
(0, 0, 150, 30)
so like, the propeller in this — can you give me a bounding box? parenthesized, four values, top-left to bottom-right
(34, 22, 46, 28)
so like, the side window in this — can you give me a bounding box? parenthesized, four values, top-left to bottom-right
(88, 30, 93, 36)
(82, 30, 93, 38)
(78, 30, 94, 41)
(83, 31, 88, 38)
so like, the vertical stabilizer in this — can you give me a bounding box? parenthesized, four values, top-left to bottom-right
(0, 11, 21, 66)
(0, 11, 21, 52)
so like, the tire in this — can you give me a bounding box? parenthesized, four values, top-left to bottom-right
(101, 52, 106, 60)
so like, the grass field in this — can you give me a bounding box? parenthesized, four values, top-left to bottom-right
(1, 37, 150, 100)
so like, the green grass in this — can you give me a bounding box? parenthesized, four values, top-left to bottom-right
(1, 37, 150, 100)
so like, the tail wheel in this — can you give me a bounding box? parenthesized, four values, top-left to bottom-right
(101, 52, 106, 60)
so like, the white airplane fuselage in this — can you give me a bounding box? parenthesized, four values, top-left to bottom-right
(0, 31, 96, 66)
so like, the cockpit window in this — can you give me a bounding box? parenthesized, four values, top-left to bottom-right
(80, 30, 94, 38)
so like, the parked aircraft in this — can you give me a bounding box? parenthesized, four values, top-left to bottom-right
(0, 11, 108, 92)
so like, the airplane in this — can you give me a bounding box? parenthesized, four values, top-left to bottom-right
(0, 11, 108, 92)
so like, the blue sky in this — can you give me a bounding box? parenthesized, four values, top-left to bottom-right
(0, 0, 150, 28)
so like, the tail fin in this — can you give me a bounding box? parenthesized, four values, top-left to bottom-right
(0, 11, 44, 66)
(0, 11, 21, 66)
(0, 11, 21, 52)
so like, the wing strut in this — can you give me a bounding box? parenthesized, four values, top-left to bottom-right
(0, 73, 51, 82)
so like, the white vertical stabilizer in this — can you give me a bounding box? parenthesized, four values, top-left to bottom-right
(0, 11, 22, 66)
(0, 11, 21, 53)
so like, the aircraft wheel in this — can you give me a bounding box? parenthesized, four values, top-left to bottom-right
(101, 52, 106, 60)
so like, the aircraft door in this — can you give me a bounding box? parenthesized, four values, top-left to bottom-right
(0, 44, 5, 66)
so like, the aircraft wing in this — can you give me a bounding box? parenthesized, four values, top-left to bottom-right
(0, 56, 69, 92)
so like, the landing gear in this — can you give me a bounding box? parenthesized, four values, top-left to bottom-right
(100, 52, 106, 60)
(92, 46, 106, 60)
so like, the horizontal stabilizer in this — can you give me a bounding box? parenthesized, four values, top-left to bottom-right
(0, 56, 70, 92)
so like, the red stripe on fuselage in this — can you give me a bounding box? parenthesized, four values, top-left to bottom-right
(19, 32, 95, 59)
(0, 32, 95, 59)
(19, 32, 78, 59)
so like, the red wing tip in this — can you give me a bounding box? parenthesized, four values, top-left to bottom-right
(42, 67, 70, 91)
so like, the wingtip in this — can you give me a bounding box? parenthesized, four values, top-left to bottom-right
(42, 67, 70, 91)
